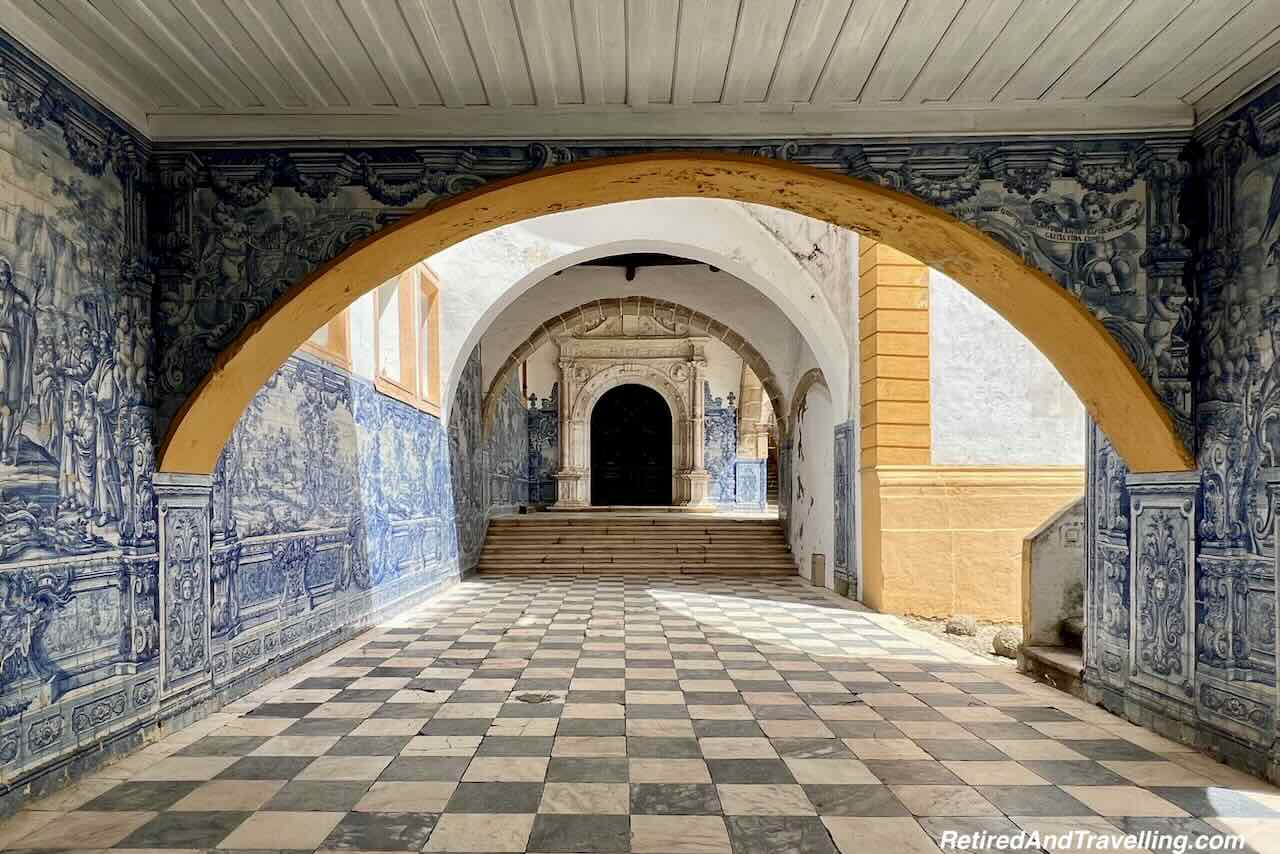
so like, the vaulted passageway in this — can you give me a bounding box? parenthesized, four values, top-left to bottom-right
(8, 2, 1280, 836)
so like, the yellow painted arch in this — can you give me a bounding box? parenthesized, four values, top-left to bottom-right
(158, 152, 1192, 475)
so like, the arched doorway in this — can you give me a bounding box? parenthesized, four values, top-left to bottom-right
(158, 153, 1191, 477)
(591, 384, 673, 506)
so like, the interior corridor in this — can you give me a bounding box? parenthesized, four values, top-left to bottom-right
(1, 573, 1275, 854)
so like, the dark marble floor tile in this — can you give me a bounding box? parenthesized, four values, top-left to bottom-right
(446, 782, 544, 813)
(81, 780, 202, 811)
(1065, 739, 1163, 761)
(281, 718, 362, 736)
(527, 814, 630, 853)
(333, 689, 398, 703)
(378, 756, 471, 781)
(976, 784, 1098, 816)
(682, 692, 746, 706)
(803, 784, 910, 816)
(692, 720, 763, 738)
(326, 735, 413, 756)
(294, 676, 358, 690)
(748, 705, 817, 720)
(916, 739, 1009, 761)
(1150, 786, 1280, 817)
(372, 702, 441, 719)
(546, 758, 630, 783)
(264, 780, 373, 811)
(770, 738, 852, 760)
(1017, 760, 1131, 786)
(176, 735, 271, 757)
(630, 783, 722, 814)
(476, 736, 556, 756)
(865, 759, 964, 785)
(557, 718, 625, 737)
(449, 690, 512, 703)
(706, 759, 796, 784)
(826, 721, 904, 739)
(623, 704, 690, 719)
(627, 737, 702, 758)
(725, 815, 838, 854)
(321, 810, 438, 850)
(1003, 707, 1078, 722)
(962, 722, 1044, 740)
(499, 702, 566, 718)
(246, 703, 321, 718)
(216, 756, 315, 781)
(117, 810, 250, 848)
(879, 707, 947, 721)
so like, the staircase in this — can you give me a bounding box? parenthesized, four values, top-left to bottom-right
(477, 513, 796, 576)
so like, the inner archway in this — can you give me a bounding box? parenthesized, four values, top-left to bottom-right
(591, 384, 673, 507)
(158, 152, 1192, 477)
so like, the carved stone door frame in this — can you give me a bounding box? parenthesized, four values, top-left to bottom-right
(551, 332, 713, 510)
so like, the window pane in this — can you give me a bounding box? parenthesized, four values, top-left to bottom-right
(378, 279, 401, 381)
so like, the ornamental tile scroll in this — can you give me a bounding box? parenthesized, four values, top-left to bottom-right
(1127, 473, 1198, 703)
(155, 474, 212, 699)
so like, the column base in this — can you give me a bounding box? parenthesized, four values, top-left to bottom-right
(551, 469, 589, 509)
(677, 469, 716, 510)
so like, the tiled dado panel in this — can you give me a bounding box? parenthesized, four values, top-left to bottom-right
(834, 420, 856, 597)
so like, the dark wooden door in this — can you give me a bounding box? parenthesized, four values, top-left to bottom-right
(590, 384, 672, 506)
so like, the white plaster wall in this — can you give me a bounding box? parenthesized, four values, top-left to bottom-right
(426, 198, 854, 421)
(705, 339, 743, 404)
(790, 381, 835, 588)
(525, 342, 558, 403)
(930, 269, 1086, 465)
(739, 204, 858, 349)
(479, 265, 806, 404)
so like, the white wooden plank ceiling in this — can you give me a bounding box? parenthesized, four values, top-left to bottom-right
(3, 0, 1279, 139)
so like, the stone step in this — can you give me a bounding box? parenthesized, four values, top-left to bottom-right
(486, 525, 784, 531)
(484, 541, 786, 549)
(479, 513, 794, 579)
(483, 536, 788, 546)
(481, 545, 792, 555)
(479, 557, 797, 569)
(476, 563, 794, 576)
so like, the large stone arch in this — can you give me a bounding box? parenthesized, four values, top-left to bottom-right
(158, 152, 1191, 476)
(481, 296, 787, 439)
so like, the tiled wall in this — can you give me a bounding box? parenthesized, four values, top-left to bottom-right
(0, 39, 518, 802)
(0, 37, 156, 798)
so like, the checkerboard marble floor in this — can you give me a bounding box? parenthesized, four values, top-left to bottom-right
(4, 574, 1280, 853)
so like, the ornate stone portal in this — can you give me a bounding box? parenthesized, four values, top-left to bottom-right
(550, 306, 714, 510)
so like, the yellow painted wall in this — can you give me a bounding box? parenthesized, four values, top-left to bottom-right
(856, 235, 1085, 623)
(866, 466, 1085, 622)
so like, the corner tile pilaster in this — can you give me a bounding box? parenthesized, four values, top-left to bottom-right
(1126, 471, 1198, 710)
(155, 473, 213, 701)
